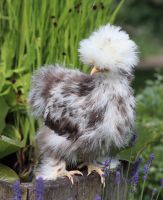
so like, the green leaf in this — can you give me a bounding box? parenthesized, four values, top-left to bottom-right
(1, 33, 17, 71)
(3, 88, 17, 107)
(0, 72, 5, 92)
(0, 96, 9, 132)
(109, 0, 125, 24)
(0, 164, 19, 183)
(3, 125, 21, 140)
(0, 135, 24, 159)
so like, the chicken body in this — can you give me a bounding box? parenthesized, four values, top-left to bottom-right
(29, 64, 135, 180)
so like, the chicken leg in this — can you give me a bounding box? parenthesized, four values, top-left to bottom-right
(87, 163, 105, 185)
(57, 170, 83, 184)
(35, 156, 83, 184)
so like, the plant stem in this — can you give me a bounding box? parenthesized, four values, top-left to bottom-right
(129, 192, 135, 200)
(140, 180, 146, 200)
(150, 193, 154, 200)
(155, 188, 161, 200)
(117, 183, 120, 200)
(109, 0, 125, 24)
(124, 149, 133, 198)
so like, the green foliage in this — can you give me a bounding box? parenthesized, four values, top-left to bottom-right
(126, 75, 163, 200)
(136, 74, 163, 160)
(117, 75, 163, 200)
(0, 164, 19, 183)
(136, 75, 163, 199)
(0, 136, 23, 159)
(137, 74, 163, 119)
(119, 0, 163, 29)
(117, 0, 163, 58)
(0, 0, 121, 72)
(0, 96, 9, 132)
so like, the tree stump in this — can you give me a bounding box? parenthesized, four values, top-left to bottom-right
(0, 168, 128, 200)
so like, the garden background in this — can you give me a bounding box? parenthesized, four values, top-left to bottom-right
(0, 0, 163, 199)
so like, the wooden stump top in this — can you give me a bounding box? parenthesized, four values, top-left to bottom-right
(0, 170, 127, 200)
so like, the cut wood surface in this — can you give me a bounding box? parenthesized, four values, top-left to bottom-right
(0, 170, 127, 200)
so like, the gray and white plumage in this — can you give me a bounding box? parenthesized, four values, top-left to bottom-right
(29, 24, 138, 180)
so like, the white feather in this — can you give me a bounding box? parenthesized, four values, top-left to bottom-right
(78, 24, 139, 72)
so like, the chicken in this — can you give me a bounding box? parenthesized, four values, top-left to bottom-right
(28, 24, 139, 184)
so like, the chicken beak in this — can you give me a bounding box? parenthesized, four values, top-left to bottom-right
(90, 66, 100, 75)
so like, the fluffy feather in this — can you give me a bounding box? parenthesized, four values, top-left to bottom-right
(29, 65, 135, 162)
(78, 24, 139, 72)
(29, 24, 139, 180)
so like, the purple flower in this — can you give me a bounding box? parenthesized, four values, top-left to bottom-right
(12, 180, 21, 200)
(143, 153, 155, 181)
(102, 159, 111, 177)
(116, 170, 121, 184)
(152, 188, 157, 196)
(160, 178, 163, 189)
(104, 159, 111, 167)
(130, 132, 138, 146)
(130, 158, 142, 177)
(143, 164, 148, 180)
(35, 177, 44, 200)
(132, 172, 139, 192)
(148, 153, 155, 164)
(133, 172, 139, 185)
(94, 194, 102, 200)
(103, 167, 109, 177)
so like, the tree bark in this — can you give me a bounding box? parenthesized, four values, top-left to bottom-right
(0, 169, 127, 200)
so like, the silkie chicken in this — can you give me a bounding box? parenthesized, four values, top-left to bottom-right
(29, 24, 139, 184)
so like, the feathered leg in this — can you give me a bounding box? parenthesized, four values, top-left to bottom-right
(35, 126, 82, 183)
(35, 156, 82, 184)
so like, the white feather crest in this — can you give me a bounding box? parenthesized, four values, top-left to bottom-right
(78, 24, 139, 72)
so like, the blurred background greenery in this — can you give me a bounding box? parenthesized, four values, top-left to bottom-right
(119, 2, 163, 199)
(0, 0, 163, 199)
